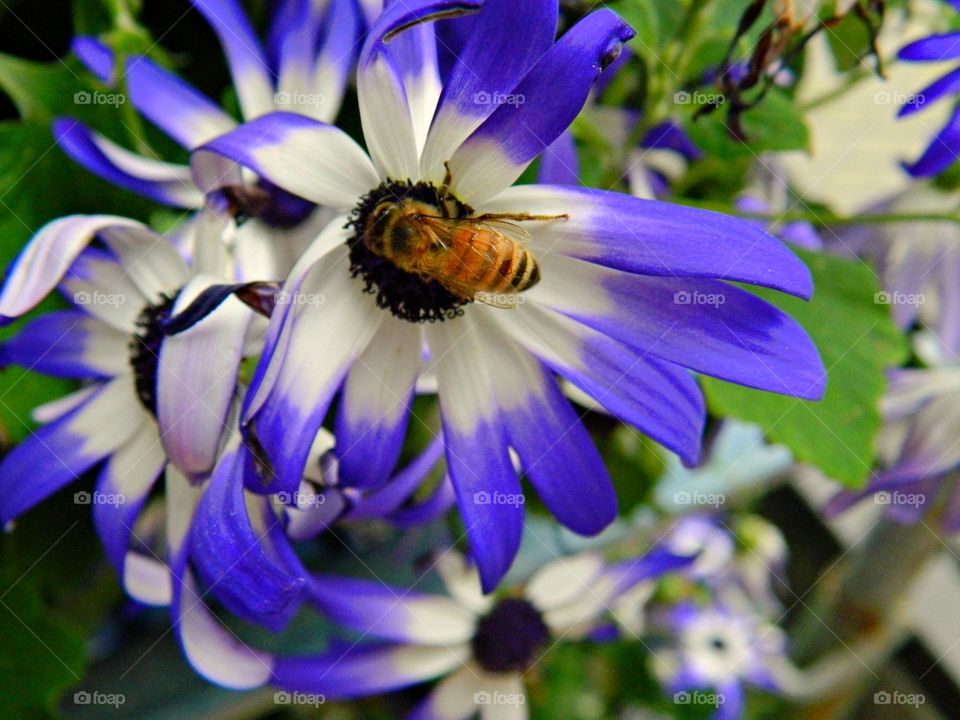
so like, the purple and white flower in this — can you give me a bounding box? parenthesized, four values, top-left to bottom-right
(190, 0, 824, 591)
(270, 549, 689, 719)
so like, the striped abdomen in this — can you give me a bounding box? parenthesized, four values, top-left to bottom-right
(442, 226, 540, 296)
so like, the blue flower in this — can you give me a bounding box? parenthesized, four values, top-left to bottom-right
(896, 0, 960, 176)
(56, 0, 369, 279)
(265, 549, 688, 714)
(0, 216, 253, 602)
(189, 0, 825, 593)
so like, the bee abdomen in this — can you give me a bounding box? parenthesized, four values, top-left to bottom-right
(492, 246, 539, 293)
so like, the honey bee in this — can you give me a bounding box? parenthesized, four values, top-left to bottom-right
(361, 187, 567, 309)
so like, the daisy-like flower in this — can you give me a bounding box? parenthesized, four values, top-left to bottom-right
(896, 0, 960, 176)
(0, 215, 253, 602)
(57, 0, 368, 278)
(191, 0, 824, 591)
(655, 602, 789, 720)
(269, 549, 690, 719)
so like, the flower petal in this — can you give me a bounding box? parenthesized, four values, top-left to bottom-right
(429, 319, 524, 593)
(0, 377, 146, 523)
(189, 446, 307, 632)
(334, 317, 422, 488)
(245, 248, 384, 493)
(525, 553, 605, 611)
(53, 118, 202, 207)
(125, 56, 236, 148)
(310, 0, 364, 121)
(308, 576, 477, 644)
(347, 434, 446, 519)
(172, 563, 274, 689)
(72, 36, 115, 83)
(433, 551, 492, 615)
(534, 256, 825, 399)
(93, 427, 166, 574)
(902, 105, 960, 177)
(899, 32, 960, 61)
(408, 665, 479, 720)
(192, 0, 275, 119)
(478, 185, 814, 298)
(0, 310, 128, 379)
(537, 130, 580, 185)
(60, 248, 147, 331)
(494, 305, 706, 465)
(0, 215, 144, 324)
(480, 321, 616, 535)
(420, 0, 558, 183)
(898, 64, 960, 117)
(157, 276, 252, 478)
(192, 112, 379, 209)
(273, 644, 469, 699)
(98, 224, 191, 301)
(449, 9, 634, 203)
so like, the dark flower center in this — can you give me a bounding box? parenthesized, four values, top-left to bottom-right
(220, 179, 316, 229)
(129, 294, 177, 415)
(471, 598, 550, 674)
(345, 179, 473, 323)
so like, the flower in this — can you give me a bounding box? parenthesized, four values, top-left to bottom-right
(56, 0, 368, 279)
(896, 0, 960, 176)
(190, 0, 825, 592)
(269, 549, 689, 718)
(0, 215, 252, 601)
(655, 602, 789, 720)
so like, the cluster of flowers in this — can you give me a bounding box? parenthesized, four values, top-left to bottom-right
(0, 0, 840, 717)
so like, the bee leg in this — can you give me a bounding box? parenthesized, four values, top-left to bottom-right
(439, 162, 454, 195)
(470, 212, 570, 223)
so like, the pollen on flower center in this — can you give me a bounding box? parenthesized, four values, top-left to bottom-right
(345, 179, 474, 324)
(471, 598, 550, 674)
(129, 293, 177, 415)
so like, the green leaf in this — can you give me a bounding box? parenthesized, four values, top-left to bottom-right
(686, 90, 810, 158)
(702, 250, 909, 488)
